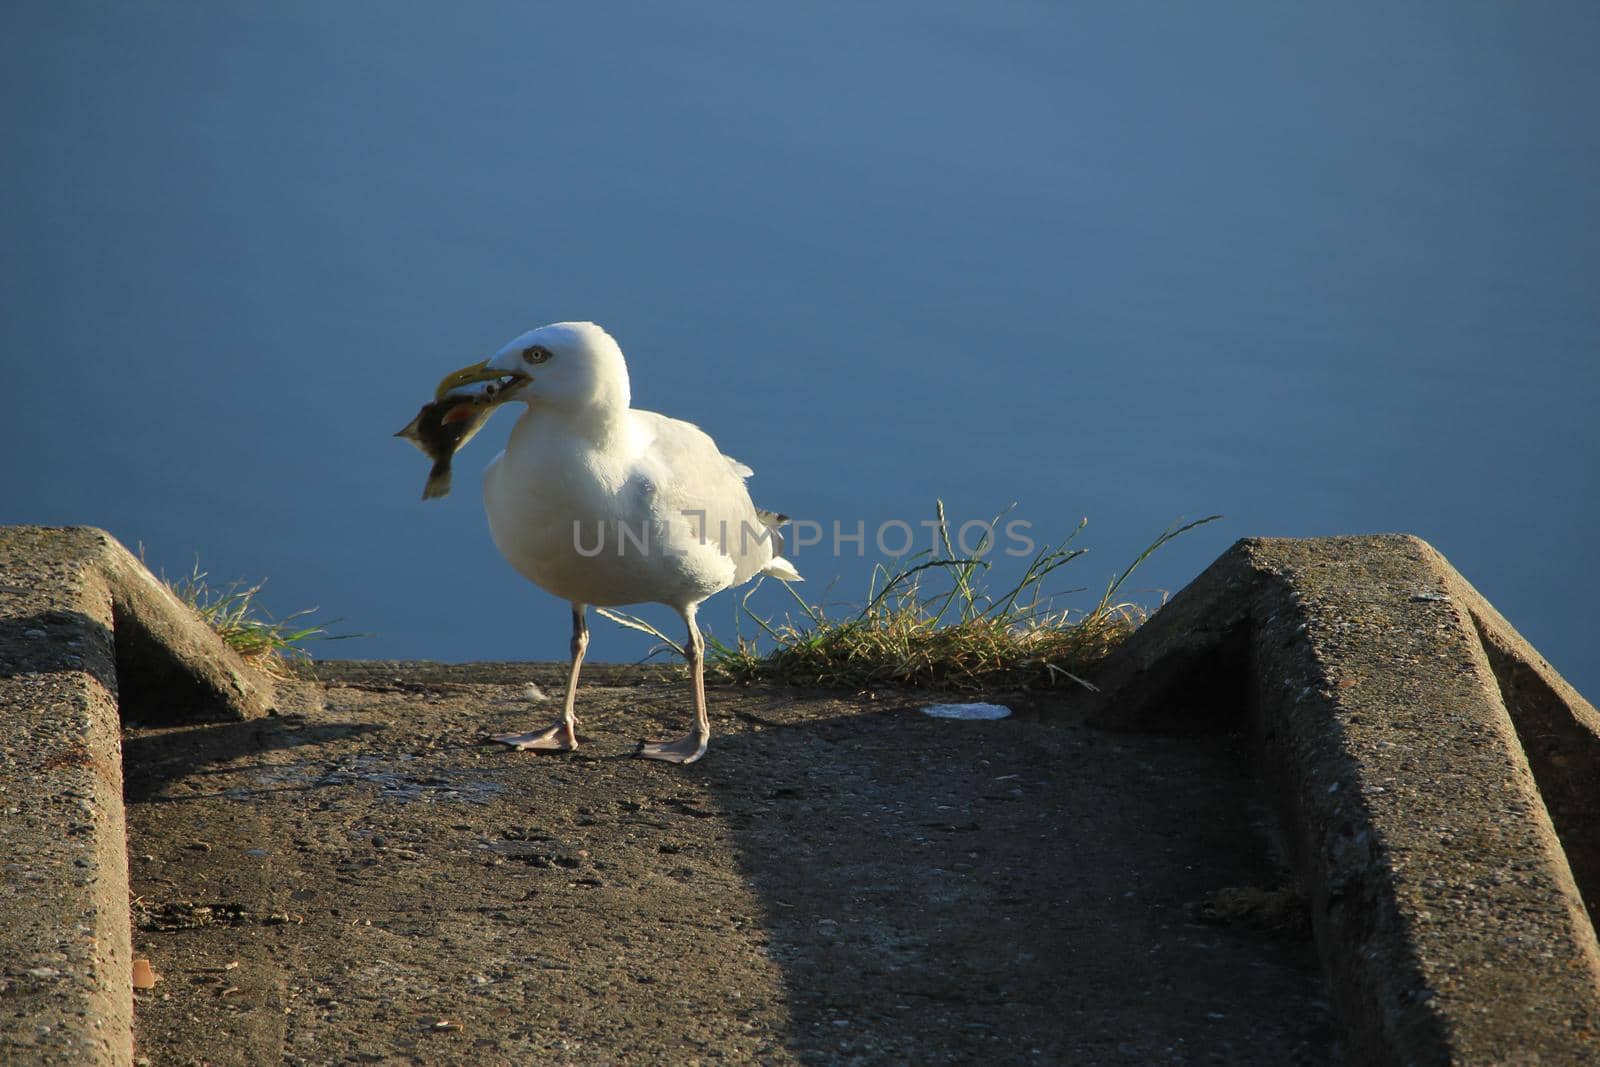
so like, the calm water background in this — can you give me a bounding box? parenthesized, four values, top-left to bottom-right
(4, 3, 1596, 697)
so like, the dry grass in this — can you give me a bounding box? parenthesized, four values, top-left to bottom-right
(601, 505, 1220, 693)
(162, 561, 347, 676)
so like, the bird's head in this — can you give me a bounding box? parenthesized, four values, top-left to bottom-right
(434, 321, 631, 418)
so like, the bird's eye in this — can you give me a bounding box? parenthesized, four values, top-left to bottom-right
(522, 345, 552, 364)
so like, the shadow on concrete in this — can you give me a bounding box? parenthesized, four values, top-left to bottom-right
(0, 608, 117, 684)
(0, 606, 266, 725)
(121, 716, 387, 805)
(700, 701, 1337, 1064)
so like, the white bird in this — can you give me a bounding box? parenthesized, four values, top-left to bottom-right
(434, 322, 801, 764)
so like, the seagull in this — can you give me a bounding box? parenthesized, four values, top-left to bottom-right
(434, 322, 801, 764)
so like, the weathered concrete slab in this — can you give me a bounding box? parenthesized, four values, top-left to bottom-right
(1, 526, 274, 1066)
(122, 667, 1335, 1064)
(1087, 535, 1600, 1064)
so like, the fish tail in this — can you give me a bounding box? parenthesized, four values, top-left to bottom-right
(422, 464, 452, 500)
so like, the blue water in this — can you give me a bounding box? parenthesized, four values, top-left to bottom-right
(4, 2, 1596, 698)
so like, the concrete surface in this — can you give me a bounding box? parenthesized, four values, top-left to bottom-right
(1, 527, 272, 1066)
(1087, 534, 1600, 1064)
(122, 664, 1333, 1065)
(2, 527, 1597, 1064)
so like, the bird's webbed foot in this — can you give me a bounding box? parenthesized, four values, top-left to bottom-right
(489, 722, 577, 752)
(636, 733, 708, 765)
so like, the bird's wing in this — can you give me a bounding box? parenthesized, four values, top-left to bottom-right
(628, 410, 781, 584)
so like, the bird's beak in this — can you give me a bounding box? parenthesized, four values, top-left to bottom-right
(435, 360, 529, 400)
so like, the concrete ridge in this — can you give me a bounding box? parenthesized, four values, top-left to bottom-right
(1086, 534, 1600, 1064)
(1, 526, 272, 1066)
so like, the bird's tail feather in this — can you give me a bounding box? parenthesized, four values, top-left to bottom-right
(761, 556, 803, 582)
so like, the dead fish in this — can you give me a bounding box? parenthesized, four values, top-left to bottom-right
(394, 390, 496, 500)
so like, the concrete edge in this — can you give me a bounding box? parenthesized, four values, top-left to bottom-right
(1433, 553, 1600, 924)
(305, 658, 677, 689)
(2, 541, 134, 1064)
(1, 526, 275, 1066)
(1087, 534, 1600, 1064)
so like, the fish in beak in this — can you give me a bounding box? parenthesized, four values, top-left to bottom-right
(395, 359, 530, 500)
(394, 391, 498, 500)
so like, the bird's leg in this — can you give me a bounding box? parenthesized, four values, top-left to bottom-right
(491, 604, 587, 752)
(638, 606, 710, 764)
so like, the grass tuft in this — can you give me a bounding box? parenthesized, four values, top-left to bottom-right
(161, 561, 350, 676)
(601, 505, 1220, 693)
